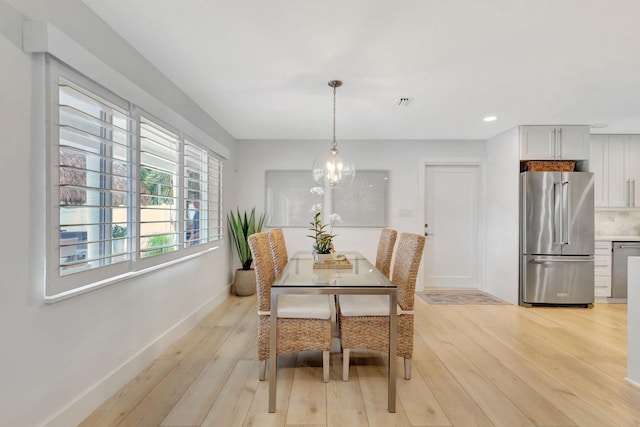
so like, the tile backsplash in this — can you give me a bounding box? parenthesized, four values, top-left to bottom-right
(595, 210, 640, 236)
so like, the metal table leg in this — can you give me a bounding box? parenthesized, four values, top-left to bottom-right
(388, 289, 397, 412)
(269, 291, 278, 412)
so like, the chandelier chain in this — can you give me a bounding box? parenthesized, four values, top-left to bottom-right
(332, 84, 337, 149)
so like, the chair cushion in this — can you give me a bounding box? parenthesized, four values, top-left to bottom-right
(277, 294, 332, 319)
(339, 294, 391, 317)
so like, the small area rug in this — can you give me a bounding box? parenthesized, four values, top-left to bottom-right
(418, 290, 509, 305)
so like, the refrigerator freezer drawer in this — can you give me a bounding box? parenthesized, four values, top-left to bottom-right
(521, 255, 594, 305)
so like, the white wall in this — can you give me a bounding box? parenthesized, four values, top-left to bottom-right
(485, 127, 520, 304)
(235, 139, 486, 289)
(0, 1, 237, 426)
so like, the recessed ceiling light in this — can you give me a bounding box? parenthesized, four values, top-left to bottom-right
(483, 115, 497, 122)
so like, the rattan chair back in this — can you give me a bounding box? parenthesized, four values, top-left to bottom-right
(392, 232, 425, 311)
(269, 228, 288, 278)
(248, 232, 275, 313)
(375, 228, 397, 278)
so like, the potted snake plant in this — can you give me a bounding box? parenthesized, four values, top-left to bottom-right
(228, 207, 265, 296)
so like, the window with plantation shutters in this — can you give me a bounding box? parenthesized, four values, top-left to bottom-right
(208, 155, 223, 241)
(46, 56, 225, 301)
(139, 117, 180, 257)
(183, 140, 224, 246)
(184, 139, 207, 247)
(53, 70, 134, 290)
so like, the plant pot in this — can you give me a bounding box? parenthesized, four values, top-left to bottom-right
(314, 252, 333, 264)
(234, 268, 256, 296)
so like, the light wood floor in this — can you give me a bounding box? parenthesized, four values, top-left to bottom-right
(80, 295, 640, 427)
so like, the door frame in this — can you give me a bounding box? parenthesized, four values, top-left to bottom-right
(418, 157, 486, 292)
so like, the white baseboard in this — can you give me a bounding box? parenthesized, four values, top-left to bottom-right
(625, 376, 640, 389)
(42, 285, 232, 427)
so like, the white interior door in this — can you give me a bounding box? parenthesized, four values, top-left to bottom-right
(424, 164, 480, 289)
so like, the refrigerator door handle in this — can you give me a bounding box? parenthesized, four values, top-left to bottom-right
(532, 256, 593, 263)
(562, 180, 570, 244)
(553, 182, 563, 245)
(521, 175, 527, 250)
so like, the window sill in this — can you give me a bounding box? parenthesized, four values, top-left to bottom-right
(44, 246, 220, 304)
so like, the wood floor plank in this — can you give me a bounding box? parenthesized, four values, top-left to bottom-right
(417, 307, 537, 427)
(326, 352, 369, 427)
(435, 304, 525, 363)
(285, 351, 329, 426)
(356, 364, 412, 427)
(432, 305, 577, 426)
(413, 360, 492, 427)
(502, 360, 619, 427)
(200, 360, 260, 427)
(481, 306, 640, 427)
(242, 354, 297, 427)
(542, 354, 640, 426)
(395, 357, 451, 426)
(160, 306, 257, 425)
(197, 293, 255, 329)
(448, 324, 575, 426)
(523, 306, 627, 361)
(80, 295, 636, 427)
(78, 359, 177, 427)
(116, 326, 233, 427)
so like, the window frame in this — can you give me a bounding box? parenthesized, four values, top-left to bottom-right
(45, 56, 224, 301)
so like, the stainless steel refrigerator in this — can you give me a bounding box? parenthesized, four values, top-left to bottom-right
(520, 171, 595, 306)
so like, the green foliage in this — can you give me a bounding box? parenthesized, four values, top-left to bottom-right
(112, 224, 127, 238)
(307, 212, 335, 254)
(140, 167, 174, 205)
(227, 207, 266, 270)
(146, 234, 174, 256)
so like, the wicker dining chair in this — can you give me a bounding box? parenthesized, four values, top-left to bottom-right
(248, 232, 333, 382)
(338, 232, 425, 381)
(269, 228, 288, 279)
(375, 228, 397, 279)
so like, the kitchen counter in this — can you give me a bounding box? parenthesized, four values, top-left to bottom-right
(595, 236, 640, 241)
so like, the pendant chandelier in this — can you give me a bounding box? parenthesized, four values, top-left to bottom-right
(312, 80, 356, 189)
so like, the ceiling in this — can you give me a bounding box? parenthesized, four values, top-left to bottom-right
(82, 0, 640, 141)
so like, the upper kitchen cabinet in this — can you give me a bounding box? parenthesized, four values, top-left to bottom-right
(519, 125, 590, 160)
(590, 134, 640, 208)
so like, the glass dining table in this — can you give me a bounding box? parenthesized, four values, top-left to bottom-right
(269, 251, 398, 413)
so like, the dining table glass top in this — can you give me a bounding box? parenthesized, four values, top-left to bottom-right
(273, 251, 396, 288)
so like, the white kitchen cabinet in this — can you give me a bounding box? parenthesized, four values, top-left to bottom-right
(590, 134, 640, 208)
(590, 135, 608, 207)
(520, 125, 590, 160)
(594, 240, 612, 298)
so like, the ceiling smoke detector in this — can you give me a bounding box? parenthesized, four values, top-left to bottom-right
(397, 97, 412, 107)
